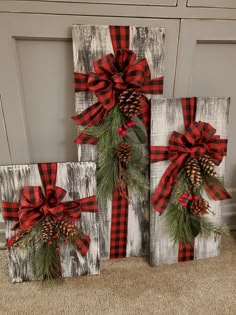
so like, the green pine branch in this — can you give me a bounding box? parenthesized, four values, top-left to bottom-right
(165, 169, 228, 244)
(94, 104, 149, 201)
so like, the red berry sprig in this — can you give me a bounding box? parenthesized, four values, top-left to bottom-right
(117, 120, 136, 138)
(178, 193, 199, 207)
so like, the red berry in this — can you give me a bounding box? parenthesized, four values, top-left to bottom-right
(131, 121, 135, 126)
(118, 127, 122, 133)
(182, 194, 187, 199)
(56, 247, 60, 252)
(48, 240, 53, 245)
(178, 197, 183, 202)
(55, 233, 59, 238)
(182, 202, 187, 207)
(123, 125, 129, 130)
(121, 131, 126, 137)
(193, 195, 199, 201)
(127, 122, 133, 128)
(188, 196, 193, 200)
(63, 241, 68, 245)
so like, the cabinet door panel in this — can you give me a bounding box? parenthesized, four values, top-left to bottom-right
(175, 20, 236, 228)
(0, 13, 179, 164)
(188, 0, 236, 9)
(16, 39, 77, 163)
(25, 0, 178, 5)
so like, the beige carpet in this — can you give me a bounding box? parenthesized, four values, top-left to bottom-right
(0, 234, 235, 315)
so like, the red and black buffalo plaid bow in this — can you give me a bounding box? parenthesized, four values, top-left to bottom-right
(150, 97, 231, 214)
(72, 25, 164, 258)
(2, 163, 98, 256)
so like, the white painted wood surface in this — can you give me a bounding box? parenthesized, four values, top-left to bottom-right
(0, 162, 99, 282)
(73, 24, 165, 259)
(150, 97, 230, 266)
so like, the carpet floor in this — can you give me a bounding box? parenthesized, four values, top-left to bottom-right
(0, 233, 235, 315)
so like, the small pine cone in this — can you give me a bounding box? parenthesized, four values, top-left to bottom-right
(41, 217, 56, 243)
(56, 220, 77, 238)
(116, 143, 131, 163)
(119, 88, 142, 118)
(190, 198, 210, 216)
(198, 155, 217, 177)
(185, 158, 202, 187)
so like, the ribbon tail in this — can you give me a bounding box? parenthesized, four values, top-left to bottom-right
(5, 230, 23, 247)
(74, 132, 98, 144)
(72, 102, 107, 127)
(205, 182, 231, 201)
(74, 232, 91, 256)
(151, 161, 183, 214)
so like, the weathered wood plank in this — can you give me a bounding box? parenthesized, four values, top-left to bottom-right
(0, 162, 99, 282)
(150, 97, 230, 266)
(126, 27, 165, 257)
(73, 24, 165, 259)
(73, 25, 112, 259)
(194, 97, 230, 259)
(150, 98, 183, 266)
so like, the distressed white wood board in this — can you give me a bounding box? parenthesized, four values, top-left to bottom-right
(150, 97, 230, 266)
(73, 24, 165, 259)
(0, 162, 100, 282)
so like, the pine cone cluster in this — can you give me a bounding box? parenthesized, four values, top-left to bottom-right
(116, 143, 131, 163)
(185, 155, 217, 186)
(119, 88, 142, 118)
(185, 158, 202, 187)
(41, 217, 56, 243)
(199, 155, 217, 177)
(190, 198, 210, 216)
(56, 220, 78, 238)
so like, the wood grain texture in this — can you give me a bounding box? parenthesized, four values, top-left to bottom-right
(150, 97, 230, 266)
(0, 162, 99, 282)
(72, 24, 165, 259)
(194, 97, 230, 259)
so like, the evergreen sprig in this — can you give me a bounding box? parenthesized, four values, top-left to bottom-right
(33, 241, 62, 281)
(84, 104, 149, 201)
(165, 169, 227, 244)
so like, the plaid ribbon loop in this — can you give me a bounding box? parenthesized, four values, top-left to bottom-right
(150, 121, 230, 214)
(168, 121, 226, 163)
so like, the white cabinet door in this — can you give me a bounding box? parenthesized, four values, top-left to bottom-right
(0, 13, 179, 165)
(175, 19, 236, 229)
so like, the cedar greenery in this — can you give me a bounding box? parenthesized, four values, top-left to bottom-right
(164, 168, 227, 244)
(84, 104, 149, 201)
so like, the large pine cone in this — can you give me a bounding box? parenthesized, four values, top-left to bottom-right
(119, 88, 142, 118)
(185, 158, 202, 187)
(116, 143, 131, 163)
(56, 220, 77, 238)
(41, 217, 56, 243)
(190, 198, 210, 216)
(198, 155, 217, 177)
